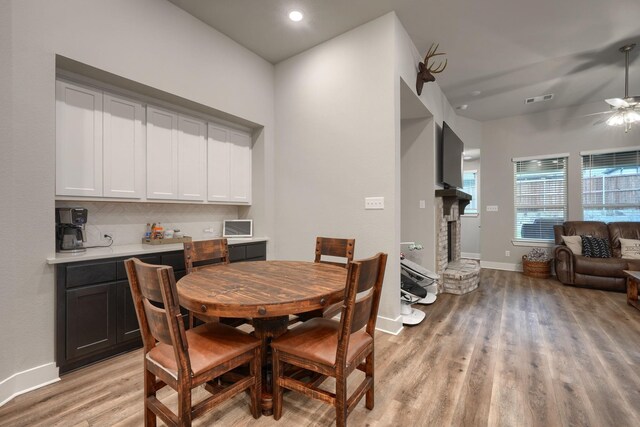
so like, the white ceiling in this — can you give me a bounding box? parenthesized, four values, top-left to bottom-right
(168, 0, 640, 122)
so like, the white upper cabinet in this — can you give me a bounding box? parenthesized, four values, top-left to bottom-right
(177, 116, 206, 201)
(56, 81, 103, 197)
(207, 125, 252, 204)
(146, 106, 178, 200)
(229, 131, 252, 204)
(207, 125, 231, 202)
(103, 94, 145, 198)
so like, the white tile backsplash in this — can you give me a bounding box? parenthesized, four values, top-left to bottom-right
(56, 201, 238, 246)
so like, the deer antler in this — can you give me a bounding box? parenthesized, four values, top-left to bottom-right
(416, 43, 448, 95)
(424, 43, 447, 74)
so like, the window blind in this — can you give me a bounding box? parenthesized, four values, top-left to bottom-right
(581, 149, 640, 222)
(513, 156, 567, 240)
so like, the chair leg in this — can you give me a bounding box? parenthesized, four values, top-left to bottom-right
(335, 372, 347, 427)
(365, 351, 374, 410)
(250, 347, 262, 419)
(272, 349, 283, 420)
(188, 311, 194, 329)
(143, 364, 157, 427)
(177, 382, 192, 427)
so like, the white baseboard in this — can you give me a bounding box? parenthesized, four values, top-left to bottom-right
(461, 252, 480, 260)
(376, 314, 403, 335)
(480, 261, 522, 272)
(0, 363, 59, 407)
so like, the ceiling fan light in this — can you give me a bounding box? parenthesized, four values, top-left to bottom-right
(606, 113, 624, 126)
(623, 110, 640, 124)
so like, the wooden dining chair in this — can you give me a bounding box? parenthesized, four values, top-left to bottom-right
(271, 252, 388, 427)
(183, 238, 229, 273)
(315, 237, 355, 267)
(183, 239, 244, 327)
(124, 258, 261, 427)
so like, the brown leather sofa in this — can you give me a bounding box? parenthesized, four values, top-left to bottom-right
(553, 221, 640, 292)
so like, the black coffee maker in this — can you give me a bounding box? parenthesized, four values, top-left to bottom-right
(56, 207, 88, 252)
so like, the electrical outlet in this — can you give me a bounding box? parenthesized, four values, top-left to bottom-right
(101, 231, 114, 241)
(365, 197, 384, 210)
(505, 250, 510, 257)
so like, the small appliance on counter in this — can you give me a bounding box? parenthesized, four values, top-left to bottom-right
(55, 207, 88, 253)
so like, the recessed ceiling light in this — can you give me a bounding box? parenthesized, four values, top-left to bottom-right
(463, 156, 473, 160)
(289, 10, 303, 22)
(470, 90, 482, 96)
(456, 104, 468, 110)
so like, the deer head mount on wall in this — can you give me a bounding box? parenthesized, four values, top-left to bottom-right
(416, 43, 448, 95)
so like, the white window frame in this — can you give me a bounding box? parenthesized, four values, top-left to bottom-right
(512, 153, 568, 245)
(462, 169, 478, 216)
(580, 147, 640, 223)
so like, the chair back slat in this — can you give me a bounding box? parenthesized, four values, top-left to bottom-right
(184, 238, 229, 273)
(338, 253, 387, 358)
(143, 299, 174, 345)
(314, 237, 355, 267)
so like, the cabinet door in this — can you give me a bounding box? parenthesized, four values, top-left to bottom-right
(178, 115, 206, 201)
(66, 283, 117, 359)
(207, 125, 231, 202)
(229, 131, 252, 204)
(56, 80, 103, 197)
(116, 281, 141, 344)
(103, 94, 145, 198)
(147, 106, 178, 199)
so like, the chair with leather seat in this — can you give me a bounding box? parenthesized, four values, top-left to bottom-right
(271, 252, 387, 427)
(124, 258, 261, 427)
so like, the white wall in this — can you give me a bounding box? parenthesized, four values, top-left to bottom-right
(461, 159, 481, 258)
(1, 0, 275, 404)
(481, 101, 640, 268)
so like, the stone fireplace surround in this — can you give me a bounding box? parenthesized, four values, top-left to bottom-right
(435, 189, 480, 294)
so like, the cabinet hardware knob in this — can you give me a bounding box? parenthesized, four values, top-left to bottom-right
(258, 307, 267, 315)
(320, 298, 326, 305)
(200, 304, 207, 312)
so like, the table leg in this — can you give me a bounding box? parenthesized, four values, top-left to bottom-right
(251, 316, 289, 415)
(627, 276, 639, 310)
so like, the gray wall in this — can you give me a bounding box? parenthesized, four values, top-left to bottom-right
(1, 0, 275, 402)
(480, 101, 639, 267)
(274, 14, 400, 330)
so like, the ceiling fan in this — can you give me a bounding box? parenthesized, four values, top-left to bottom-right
(595, 44, 640, 132)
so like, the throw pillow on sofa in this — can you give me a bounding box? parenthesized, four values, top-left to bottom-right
(581, 235, 612, 258)
(620, 238, 640, 259)
(561, 235, 582, 255)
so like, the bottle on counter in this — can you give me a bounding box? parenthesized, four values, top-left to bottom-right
(145, 223, 151, 239)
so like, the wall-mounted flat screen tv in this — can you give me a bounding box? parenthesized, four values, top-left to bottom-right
(441, 122, 464, 189)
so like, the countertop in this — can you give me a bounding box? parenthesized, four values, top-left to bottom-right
(46, 237, 268, 264)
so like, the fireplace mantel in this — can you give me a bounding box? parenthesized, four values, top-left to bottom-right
(435, 189, 472, 216)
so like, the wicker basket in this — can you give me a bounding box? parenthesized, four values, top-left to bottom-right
(522, 256, 551, 279)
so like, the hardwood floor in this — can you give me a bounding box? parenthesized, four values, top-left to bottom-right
(2, 269, 640, 426)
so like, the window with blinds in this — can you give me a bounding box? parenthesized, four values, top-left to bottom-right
(513, 156, 567, 240)
(463, 170, 478, 215)
(581, 149, 640, 222)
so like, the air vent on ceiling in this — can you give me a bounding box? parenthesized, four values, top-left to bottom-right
(525, 93, 554, 104)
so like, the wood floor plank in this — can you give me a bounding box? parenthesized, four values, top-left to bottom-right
(1, 269, 640, 426)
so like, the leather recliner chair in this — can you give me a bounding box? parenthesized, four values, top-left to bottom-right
(553, 221, 640, 292)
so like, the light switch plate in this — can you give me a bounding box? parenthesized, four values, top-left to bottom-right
(486, 205, 498, 212)
(365, 197, 384, 210)
(419, 200, 426, 209)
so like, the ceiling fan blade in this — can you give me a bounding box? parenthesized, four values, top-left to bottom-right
(593, 116, 610, 126)
(581, 111, 611, 118)
(605, 98, 629, 108)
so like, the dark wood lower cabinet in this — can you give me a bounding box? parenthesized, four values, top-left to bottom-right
(56, 241, 266, 373)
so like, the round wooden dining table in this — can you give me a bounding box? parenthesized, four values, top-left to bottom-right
(176, 260, 347, 415)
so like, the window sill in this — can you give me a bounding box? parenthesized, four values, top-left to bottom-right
(511, 239, 555, 248)
(462, 213, 478, 218)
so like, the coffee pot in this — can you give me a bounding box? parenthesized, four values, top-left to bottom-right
(56, 207, 88, 252)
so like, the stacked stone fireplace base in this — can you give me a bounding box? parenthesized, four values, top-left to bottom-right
(435, 189, 481, 295)
(442, 258, 480, 295)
